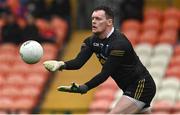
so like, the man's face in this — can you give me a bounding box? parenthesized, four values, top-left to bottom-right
(91, 10, 109, 34)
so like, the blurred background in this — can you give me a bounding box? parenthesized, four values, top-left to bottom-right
(0, 0, 179, 114)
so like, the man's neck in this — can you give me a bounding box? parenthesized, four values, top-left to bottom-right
(99, 27, 114, 39)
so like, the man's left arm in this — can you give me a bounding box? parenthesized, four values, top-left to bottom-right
(84, 52, 124, 91)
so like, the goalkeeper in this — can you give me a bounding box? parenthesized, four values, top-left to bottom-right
(44, 6, 156, 114)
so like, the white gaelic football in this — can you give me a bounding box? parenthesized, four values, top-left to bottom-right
(19, 40, 43, 64)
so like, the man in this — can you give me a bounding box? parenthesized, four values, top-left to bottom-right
(43, 6, 156, 114)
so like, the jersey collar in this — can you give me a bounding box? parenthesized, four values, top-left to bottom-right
(107, 27, 114, 38)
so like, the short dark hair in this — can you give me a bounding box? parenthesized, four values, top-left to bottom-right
(93, 6, 114, 21)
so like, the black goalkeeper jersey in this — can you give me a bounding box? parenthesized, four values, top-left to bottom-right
(64, 29, 153, 92)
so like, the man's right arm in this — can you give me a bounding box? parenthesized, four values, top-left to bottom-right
(64, 41, 93, 70)
(43, 38, 93, 71)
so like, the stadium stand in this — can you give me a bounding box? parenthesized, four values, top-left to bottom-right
(0, 0, 70, 114)
(0, 0, 179, 114)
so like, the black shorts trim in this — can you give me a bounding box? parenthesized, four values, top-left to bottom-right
(134, 79, 145, 100)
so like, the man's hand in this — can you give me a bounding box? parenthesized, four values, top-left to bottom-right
(43, 60, 65, 72)
(57, 82, 88, 94)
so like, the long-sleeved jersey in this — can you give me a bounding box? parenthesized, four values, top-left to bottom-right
(64, 29, 152, 92)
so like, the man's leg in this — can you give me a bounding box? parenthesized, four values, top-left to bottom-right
(139, 107, 151, 114)
(109, 95, 146, 114)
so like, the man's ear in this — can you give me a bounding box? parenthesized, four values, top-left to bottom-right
(107, 19, 113, 26)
